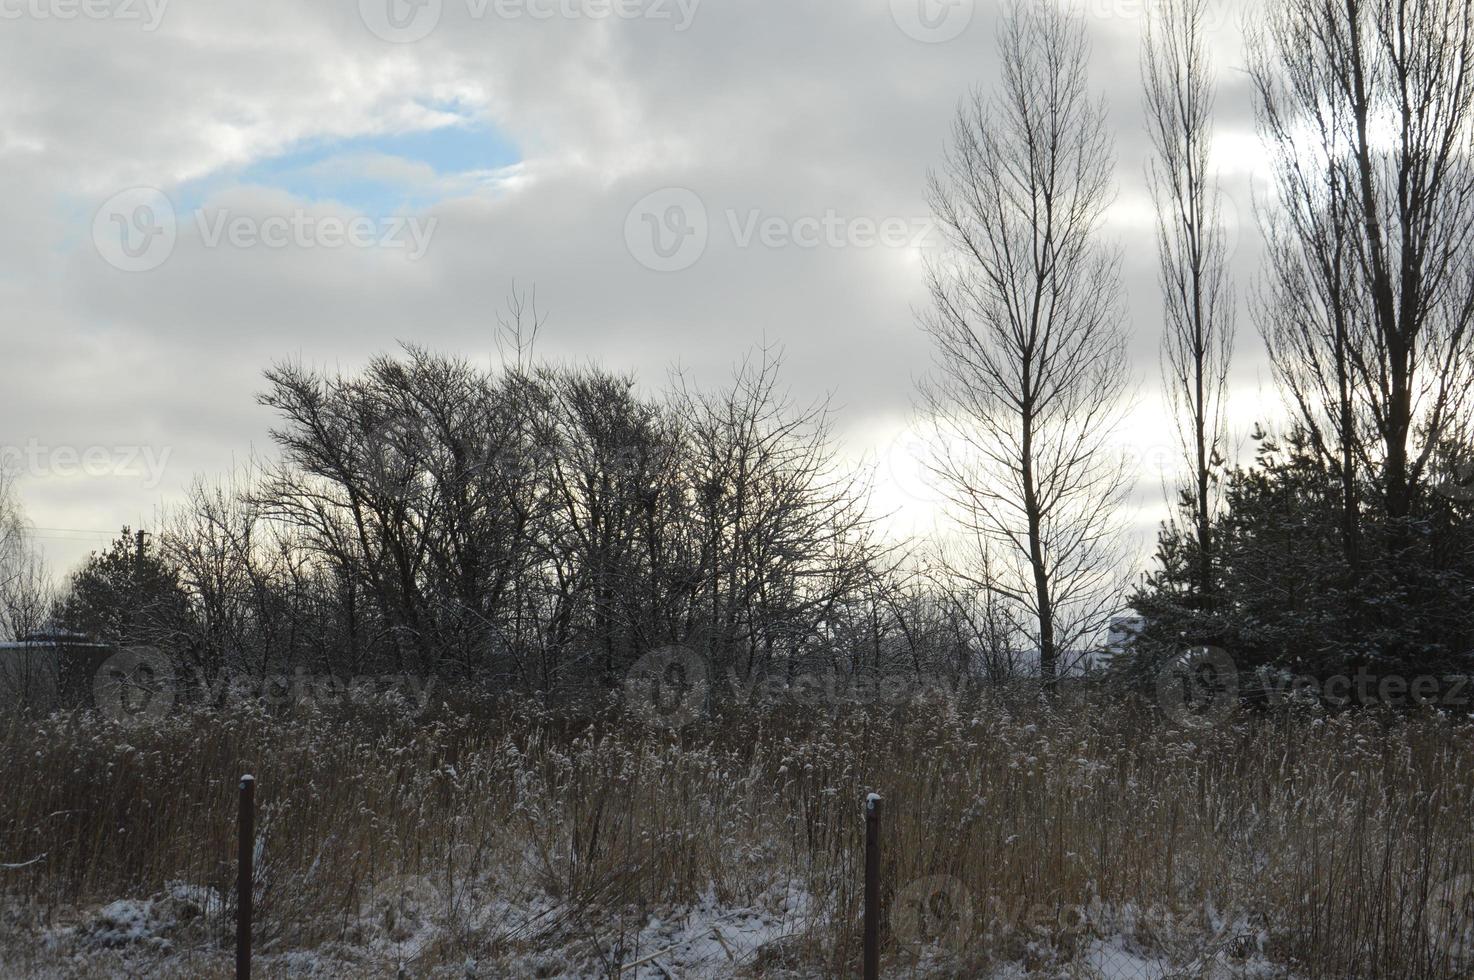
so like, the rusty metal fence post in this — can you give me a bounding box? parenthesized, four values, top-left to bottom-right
(864, 792, 882, 980)
(237, 774, 254, 980)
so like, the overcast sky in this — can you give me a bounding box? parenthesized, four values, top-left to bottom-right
(1, 0, 1279, 575)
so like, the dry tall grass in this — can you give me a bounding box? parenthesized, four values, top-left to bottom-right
(1, 689, 1471, 977)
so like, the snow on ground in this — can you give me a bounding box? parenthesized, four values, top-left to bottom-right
(1, 883, 1300, 978)
(46, 881, 224, 954)
(610, 880, 812, 978)
(1078, 936, 1290, 980)
(1083, 938, 1176, 979)
(2, 878, 818, 978)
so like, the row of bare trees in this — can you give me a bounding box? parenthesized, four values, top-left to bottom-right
(917, 0, 1474, 686)
(1252, 0, 1474, 548)
(24, 0, 1474, 693)
(74, 310, 1008, 691)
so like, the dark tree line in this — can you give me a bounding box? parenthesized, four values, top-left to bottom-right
(1130, 427, 1474, 685)
(51, 317, 998, 694)
(33, 0, 1474, 702)
(1127, 0, 1474, 687)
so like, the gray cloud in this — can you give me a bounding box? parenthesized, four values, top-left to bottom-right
(1, 0, 1273, 575)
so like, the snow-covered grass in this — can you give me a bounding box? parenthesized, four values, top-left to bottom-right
(1, 690, 1472, 977)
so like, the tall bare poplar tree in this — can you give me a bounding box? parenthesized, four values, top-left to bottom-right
(920, 0, 1131, 686)
(1250, 0, 1474, 545)
(1144, 0, 1235, 604)
(0, 467, 49, 642)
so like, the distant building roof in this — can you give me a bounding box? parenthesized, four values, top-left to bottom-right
(0, 631, 109, 650)
(21, 630, 92, 643)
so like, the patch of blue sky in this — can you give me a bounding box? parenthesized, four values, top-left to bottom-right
(175, 118, 521, 216)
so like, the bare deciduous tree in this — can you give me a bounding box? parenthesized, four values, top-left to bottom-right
(1144, 0, 1235, 605)
(0, 466, 49, 642)
(920, 0, 1131, 686)
(233, 313, 906, 694)
(671, 345, 894, 683)
(1250, 0, 1474, 545)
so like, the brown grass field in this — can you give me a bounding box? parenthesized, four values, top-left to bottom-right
(1, 687, 1472, 977)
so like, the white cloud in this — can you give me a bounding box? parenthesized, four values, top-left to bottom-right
(0, 0, 1275, 574)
